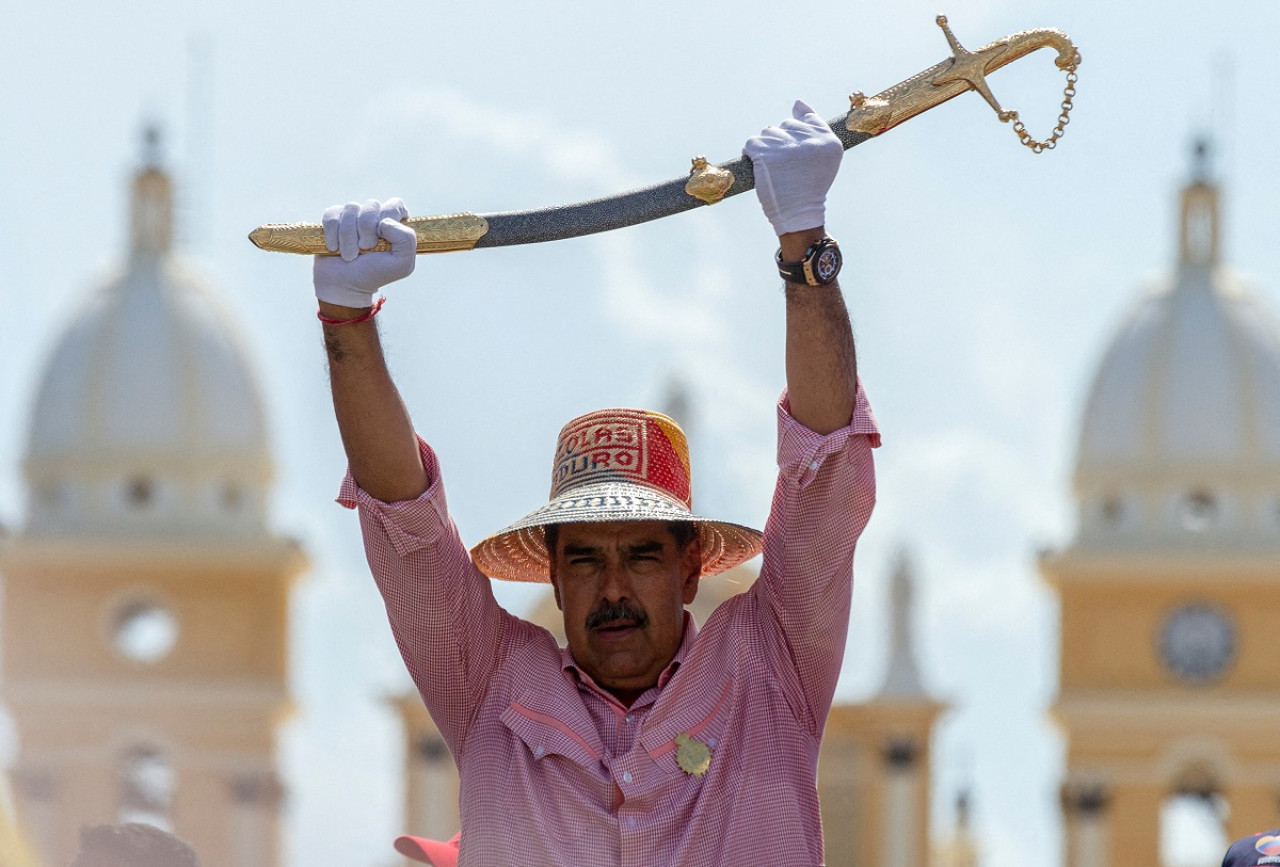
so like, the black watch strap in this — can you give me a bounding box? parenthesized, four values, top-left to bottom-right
(775, 236, 842, 286)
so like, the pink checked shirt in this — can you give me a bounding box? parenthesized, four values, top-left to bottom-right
(340, 390, 879, 866)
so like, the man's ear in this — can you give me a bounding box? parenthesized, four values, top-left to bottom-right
(681, 538, 702, 605)
(549, 562, 563, 611)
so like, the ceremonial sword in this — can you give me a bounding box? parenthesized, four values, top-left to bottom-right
(249, 16, 1080, 257)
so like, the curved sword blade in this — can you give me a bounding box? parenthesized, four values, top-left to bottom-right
(248, 21, 1078, 256)
(470, 134, 850, 250)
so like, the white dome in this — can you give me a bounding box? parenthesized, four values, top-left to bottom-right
(23, 162, 273, 538)
(1072, 169, 1280, 548)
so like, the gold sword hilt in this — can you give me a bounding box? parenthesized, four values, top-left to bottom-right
(846, 16, 1081, 151)
(248, 213, 490, 256)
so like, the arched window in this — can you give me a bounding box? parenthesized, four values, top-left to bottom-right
(118, 746, 175, 830)
(1178, 490, 1218, 532)
(126, 477, 155, 508)
(1160, 789, 1228, 867)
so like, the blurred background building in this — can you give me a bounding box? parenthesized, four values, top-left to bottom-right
(1043, 143, 1280, 867)
(0, 137, 1277, 866)
(0, 137, 308, 867)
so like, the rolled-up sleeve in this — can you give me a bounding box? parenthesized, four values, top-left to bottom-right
(755, 381, 879, 735)
(337, 437, 522, 752)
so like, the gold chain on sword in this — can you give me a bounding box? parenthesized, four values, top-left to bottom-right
(1011, 67, 1079, 153)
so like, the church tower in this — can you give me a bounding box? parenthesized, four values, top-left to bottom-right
(821, 550, 945, 867)
(0, 134, 307, 866)
(1041, 144, 1280, 866)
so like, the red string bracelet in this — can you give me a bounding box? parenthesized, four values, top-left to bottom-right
(317, 296, 385, 326)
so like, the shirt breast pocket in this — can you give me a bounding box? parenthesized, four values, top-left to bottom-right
(500, 697, 603, 770)
(640, 679, 733, 784)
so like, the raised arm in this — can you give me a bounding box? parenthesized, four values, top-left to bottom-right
(313, 198, 427, 502)
(316, 200, 522, 749)
(742, 102, 875, 732)
(744, 101, 857, 431)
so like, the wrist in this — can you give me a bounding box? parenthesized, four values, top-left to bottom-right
(318, 300, 373, 319)
(776, 234, 842, 287)
(778, 226, 827, 262)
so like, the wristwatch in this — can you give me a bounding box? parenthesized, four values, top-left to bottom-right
(776, 237, 842, 286)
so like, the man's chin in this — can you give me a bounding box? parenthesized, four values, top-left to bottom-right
(586, 646, 654, 684)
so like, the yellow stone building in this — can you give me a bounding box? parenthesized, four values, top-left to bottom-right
(0, 139, 306, 866)
(1042, 147, 1280, 865)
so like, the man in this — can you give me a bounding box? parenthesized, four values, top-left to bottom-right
(316, 102, 879, 864)
(1223, 829, 1280, 867)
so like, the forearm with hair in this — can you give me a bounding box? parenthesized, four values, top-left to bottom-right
(322, 307, 427, 502)
(779, 228, 858, 434)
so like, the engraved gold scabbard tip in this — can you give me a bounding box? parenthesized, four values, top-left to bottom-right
(248, 213, 489, 255)
(845, 91, 895, 135)
(685, 156, 735, 205)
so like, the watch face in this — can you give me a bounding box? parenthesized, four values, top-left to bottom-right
(813, 245, 841, 284)
(1158, 603, 1235, 684)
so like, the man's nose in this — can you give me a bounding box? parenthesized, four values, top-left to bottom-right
(599, 556, 632, 601)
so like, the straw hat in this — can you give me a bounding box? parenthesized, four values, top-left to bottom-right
(470, 408, 763, 583)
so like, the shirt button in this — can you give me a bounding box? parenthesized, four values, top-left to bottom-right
(534, 745, 545, 758)
(622, 771, 633, 783)
(624, 714, 634, 724)
(626, 817, 639, 829)
(809, 460, 820, 471)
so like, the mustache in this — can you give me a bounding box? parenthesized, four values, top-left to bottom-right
(586, 601, 649, 630)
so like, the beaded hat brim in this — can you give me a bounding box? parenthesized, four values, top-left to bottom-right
(470, 480, 763, 584)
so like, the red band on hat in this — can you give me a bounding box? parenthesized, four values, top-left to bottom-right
(550, 409, 691, 507)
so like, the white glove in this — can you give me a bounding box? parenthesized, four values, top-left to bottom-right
(313, 197, 417, 308)
(742, 100, 843, 236)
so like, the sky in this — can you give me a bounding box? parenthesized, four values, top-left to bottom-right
(4, 0, 1280, 864)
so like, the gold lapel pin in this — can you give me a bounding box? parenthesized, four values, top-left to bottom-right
(675, 733, 712, 778)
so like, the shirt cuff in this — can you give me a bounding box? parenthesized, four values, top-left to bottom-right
(777, 378, 881, 486)
(335, 436, 452, 553)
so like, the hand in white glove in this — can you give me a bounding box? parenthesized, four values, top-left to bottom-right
(743, 100, 843, 236)
(313, 197, 417, 308)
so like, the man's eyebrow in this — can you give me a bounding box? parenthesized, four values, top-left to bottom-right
(624, 541, 665, 555)
(562, 543, 601, 557)
(561, 540, 666, 556)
